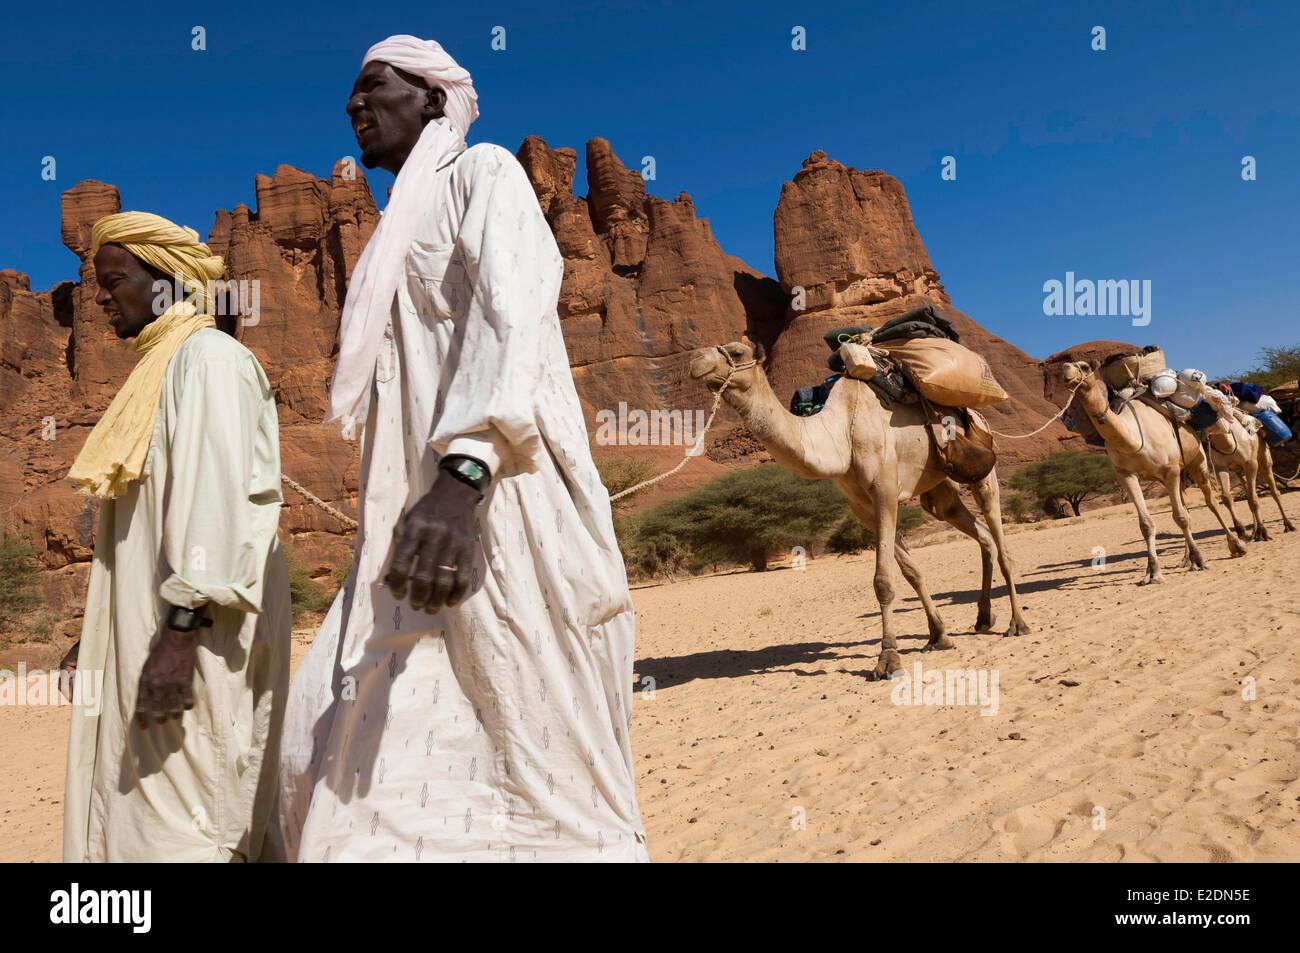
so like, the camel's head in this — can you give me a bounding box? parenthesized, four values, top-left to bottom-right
(689, 340, 766, 393)
(1042, 359, 1098, 404)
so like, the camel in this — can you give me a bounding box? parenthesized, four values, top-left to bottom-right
(688, 340, 1031, 681)
(1043, 360, 1247, 586)
(1204, 416, 1295, 540)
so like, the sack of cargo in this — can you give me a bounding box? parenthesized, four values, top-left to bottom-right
(1101, 345, 1166, 391)
(1187, 399, 1221, 431)
(1169, 375, 1204, 410)
(874, 337, 1008, 407)
(1230, 381, 1264, 404)
(926, 406, 997, 484)
(1254, 409, 1293, 446)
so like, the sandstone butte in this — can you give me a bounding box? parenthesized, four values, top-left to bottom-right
(0, 139, 1085, 637)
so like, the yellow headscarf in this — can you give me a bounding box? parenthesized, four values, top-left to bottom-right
(88, 211, 225, 313)
(67, 212, 223, 499)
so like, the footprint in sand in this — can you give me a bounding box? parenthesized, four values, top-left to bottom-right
(994, 806, 1058, 857)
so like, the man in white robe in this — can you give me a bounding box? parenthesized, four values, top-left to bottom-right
(278, 35, 648, 861)
(62, 212, 290, 862)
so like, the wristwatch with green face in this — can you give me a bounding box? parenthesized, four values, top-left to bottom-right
(439, 454, 492, 495)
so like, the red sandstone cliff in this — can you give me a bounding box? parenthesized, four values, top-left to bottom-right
(0, 140, 1075, 641)
(767, 151, 1074, 465)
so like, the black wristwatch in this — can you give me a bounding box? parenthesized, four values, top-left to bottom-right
(166, 604, 212, 632)
(439, 454, 492, 496)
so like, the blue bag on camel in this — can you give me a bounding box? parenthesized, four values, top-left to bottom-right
(1253, 409, 1293, 445)
(1230, 381, 1265, 405)
(1187, 399, 1221, 431)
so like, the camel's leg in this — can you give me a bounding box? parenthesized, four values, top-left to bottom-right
(870, 488, 904, 680)
(970, 472, 1032, 637)
(1259, 443, 1296, 533)
(1118, 471, 1163, 585)
(1215, 464, 1250, 540)
(919, 482, 997, 633)
(893, 539, 953, 651)
(1186, 452, 1249, 558)
(1241, 455, 1269, 541)
(1166, 469, 1210, 571)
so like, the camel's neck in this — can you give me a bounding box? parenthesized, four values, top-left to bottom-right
(1075, 378, 1144, 454)
(722, 374, 853, 479)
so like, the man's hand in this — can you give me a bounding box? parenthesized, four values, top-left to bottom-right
(135, 627, 198, 727)
(386, 469, 481, 613)
(58, 640, 80, 702)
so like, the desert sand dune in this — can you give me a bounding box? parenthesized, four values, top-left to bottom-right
(3, 497, 1297, 862)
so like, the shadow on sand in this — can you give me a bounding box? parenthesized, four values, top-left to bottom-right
(634, 525, 1246, 690)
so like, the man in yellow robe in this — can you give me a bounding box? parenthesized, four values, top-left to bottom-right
(61, 212, 290, 862)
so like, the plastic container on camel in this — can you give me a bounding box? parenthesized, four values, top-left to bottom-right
(1148, 369, 1179, 399)
(872, 337, 1009, 408)
(837, 341, 878, 381)
(1254, 409, 1294, 445)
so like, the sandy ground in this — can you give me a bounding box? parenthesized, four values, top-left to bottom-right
(4, 497, 1298, 862)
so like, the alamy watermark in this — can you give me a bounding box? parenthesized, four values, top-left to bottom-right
(50, 883, 151, 933)
(889, 661, 1000, 716)
(1042, 272, 1150, 327)
(594, 402, 706, 449)
(1, 663, 104, 716)
(151, 277, 261, 326)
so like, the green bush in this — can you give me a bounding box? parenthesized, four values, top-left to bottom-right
(0, 533, 41, 630)
(628, 464, 846, 572)
(1010, 451, 1116, 517)
(825, 505, 924, 554)
(594, 453, 659, 552)
(27, 612, 57, 644)
(1003, 493, 1033, 523)
(629, 532, 692, 581)
(286, 550, 334, 623)
(594, 454, 658, 509)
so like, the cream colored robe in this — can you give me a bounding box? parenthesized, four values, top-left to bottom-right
(63, 328, 290, 863)
(279, 143, 648, 862)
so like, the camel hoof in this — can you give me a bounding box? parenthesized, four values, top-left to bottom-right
(1138, 575, 1164, 586)
(1284, 523, 1297, 533)
(924, 634, 956, 652)
(1003, 619, 1032, 637)
(873, 651, 904, 681)
(975, 614, 998, 634)
(1229, 542, 1248, 558)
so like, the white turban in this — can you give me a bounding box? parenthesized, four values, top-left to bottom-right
(363, 35, 479, 140)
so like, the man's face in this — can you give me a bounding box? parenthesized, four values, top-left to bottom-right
(92, 244, 164, 339)
(346, 61, 445, 174)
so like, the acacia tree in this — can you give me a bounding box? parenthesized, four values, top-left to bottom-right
(1240, 344, 1300, 390)
(1010, 452, 1116, 517)
(825, 505, 924, 554)
(0, 533, 41, 632)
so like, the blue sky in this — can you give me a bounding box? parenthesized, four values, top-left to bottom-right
(2, 0, 1296, 376)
